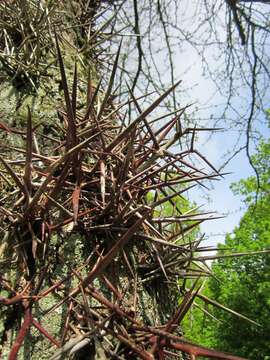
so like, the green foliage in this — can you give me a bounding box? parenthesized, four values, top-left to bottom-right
(184, 138, 270, 359)
(231, 139, 270, 204)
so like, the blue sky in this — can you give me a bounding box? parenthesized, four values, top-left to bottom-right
(177, 53, 269, 248)
(164, 4, 270, 247)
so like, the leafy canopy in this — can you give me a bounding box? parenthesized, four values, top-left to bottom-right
(183, 136, 270, 359)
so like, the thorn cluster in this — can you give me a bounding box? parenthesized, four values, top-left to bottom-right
(0, 41, 245, 360)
